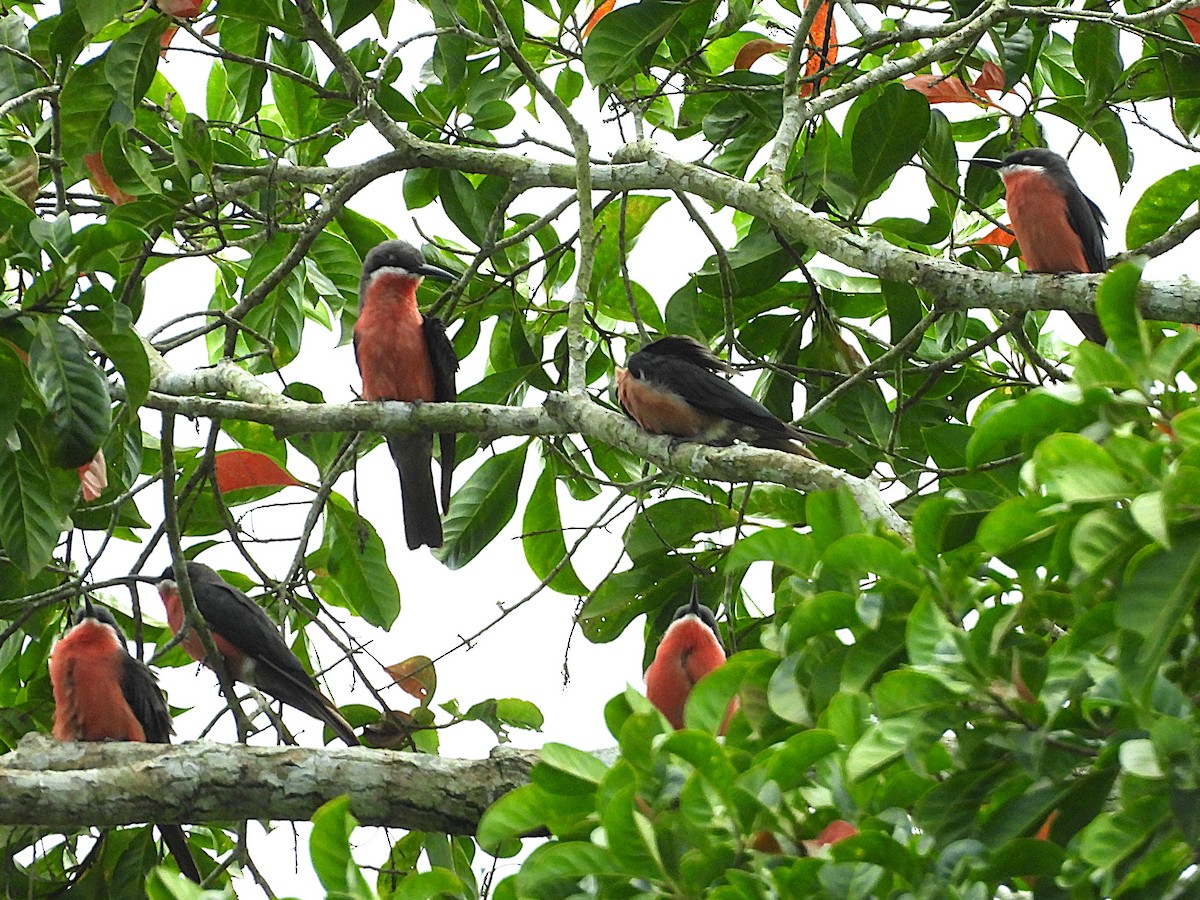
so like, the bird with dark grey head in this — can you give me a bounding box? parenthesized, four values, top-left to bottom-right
(644, 588, 734, 731)
(155, 561, 358, 746)
(616, 335, 846, 456)
(49, 597, 202, 882)
(971, 148, 1108, 344)
(354, 240, 459, 550)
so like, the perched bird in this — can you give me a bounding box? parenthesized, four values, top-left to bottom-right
(644, 589, 730, 730)
(156, 562, 358, 746)
(49, 598, 201, 883)
(354, 240, 459, 550)
(971, 148, 1108, 344)
(616, 335, 845, 455)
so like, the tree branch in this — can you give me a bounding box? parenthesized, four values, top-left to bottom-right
(0, 735, 537, 834)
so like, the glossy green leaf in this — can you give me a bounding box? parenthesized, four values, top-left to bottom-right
(29, 318, 112, 468)
(849, 83, 931, 205)
(436, 442, 529, 570)
(1126, 166, 1200, 249)
(0, 423, 76, 576)
(522, 460, 588, 595)
(323, 495, 402, 628)
(310, 796, 373, 899)
(583, 1, 684, 85)
(1096, 260, 1147, 367)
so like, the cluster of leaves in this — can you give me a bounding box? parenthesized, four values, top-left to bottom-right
(474, 271, 1200, 897)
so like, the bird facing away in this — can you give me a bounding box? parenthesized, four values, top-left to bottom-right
(156, 562, 358, 746)
(971, 148, 1108, 344)
(616, 336, 845, 455)
(644, 590, 730, 730)
(49, 599, 202, 883)
(354, 240, 459, 550)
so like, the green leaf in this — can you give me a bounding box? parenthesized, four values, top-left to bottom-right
(1096, 260, 1147, 367)
(104, 19, 167, 124)
(222, 23, 269, 121)
(582, 1, 685, 85)
(849, 83, 930, 206)
(29, 318, 112, 468)
(0, 343, 25, 445)
(269, 35, 319, 140)
(437, 171, 510, 247)
(72, 309, 151, 412)
(522, 460, 588, 595)
(436, 442, 529, 570)
(323, 495, 401, 628)
(0, 422, 76, 576)
(0, 15, 38, 109)
(1033, 433, 1129, 503)
(391, 869, 466, 900)
(1115, 531, 1200, 691)
(1073, 20, 1122, 111)
(1126, 166, 1200, 249)
(310, 796, 373, 899)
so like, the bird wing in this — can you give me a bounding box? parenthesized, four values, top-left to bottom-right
(423, 315, 459, 512)
(120, 654, 173, 744)
(642, 354, 786, 435)
(1066, 190, 1108, 273)
(192, 572, 314, 688)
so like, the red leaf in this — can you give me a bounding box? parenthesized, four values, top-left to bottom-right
(385, 655, 437, 703)
(155, 0, 203, 16)
(733, 39, 790, 71)
(83, 153, 135, 206)
(160, 24, 179, 56)
(582, 0, 615, 38)
(1035, 809, 1059, 841)
(1181, 9, 1200, 43)
(214, 449, 301, 493)
(973, 226, 1016, 248)
(77, 449, 107, 502)
(799, 2, 837, 97)
(973, 61, 1006, 93)
(903, 74, 991, 106)
(800, 819, 857, 856)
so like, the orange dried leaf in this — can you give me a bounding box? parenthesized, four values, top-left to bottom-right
(1035, 809, 1059, 841)
(799, 2, 837, 96)
(1181, 8, 1200, 43)
(159, 24, 179, 56)
(815, 820, 857, 845)
(78, 449, 107, 502)
(83, 152, 135, 205)
(973, 226, 1016, 248)
(974, 61, 1006, 93)
(904, 74, 990, 106)
(386, 655, 437, 702)
(733, 39, 789, 71)
(361, 710, 421, 750)
(582, 0, 615, 38)
(214, 449, 302, 493)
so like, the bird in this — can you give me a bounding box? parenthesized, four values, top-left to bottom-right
(49, 598, 202, 883)
(616, 335, 845, 455)
(971, 148, 1108, 344)
(354, 239, 459, 550)
(644, 588, 731, 730)
(155, 562, 358, 746)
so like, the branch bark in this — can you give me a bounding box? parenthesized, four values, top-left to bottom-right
(0, 735, 536, 834)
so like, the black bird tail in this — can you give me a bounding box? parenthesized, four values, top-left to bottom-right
(1071, 312, 1107, 345)
(158, 824, 201, 883)
(255, 666, 359, 746)
(387, 434, 443, 549)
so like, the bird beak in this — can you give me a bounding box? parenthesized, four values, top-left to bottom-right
(82, 595, 95, 619)
(128, 575, 161, 585)
(969, 157, 1003, 169)
(687, 582, 703, 617)
(413, 261, 456, 283)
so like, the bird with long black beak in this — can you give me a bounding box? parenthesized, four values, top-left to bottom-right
(644, 588, 732, 730)
(617, 335, 845, 456)
(155, 562, 358, 746)
(970, 148, 1108, 344)
(354, 239, 459, 550)
(49, 598, 202, 883)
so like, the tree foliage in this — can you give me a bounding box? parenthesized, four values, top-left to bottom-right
(3, 0, 1200, 894)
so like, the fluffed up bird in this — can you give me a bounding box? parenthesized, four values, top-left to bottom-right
(971, 148, 1108, 344)
(354, 240, 459, 550)
(156, 562, 358, 746)
(617, 335, 845, 456)
(49, 598, 202, 883)
(644, 589, 732, 730)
